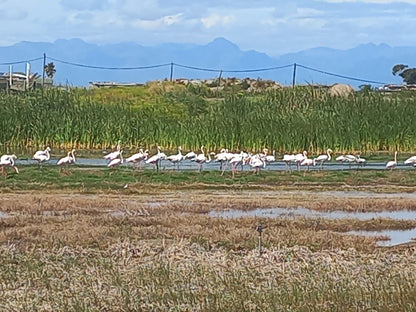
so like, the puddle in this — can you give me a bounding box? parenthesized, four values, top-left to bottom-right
(348, 229, 416, 247)
(209, 206, 416, 246)
(209, 206, 416, 220)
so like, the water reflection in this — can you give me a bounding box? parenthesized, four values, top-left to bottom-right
(6, 147, 416, 171)
(348, 229, 416, 247)
(12, 157, 416, 171)
(209, 206, 416, 247)
(209, 206, 416, 220)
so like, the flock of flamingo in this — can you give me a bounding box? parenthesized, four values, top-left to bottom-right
(0, 142, 413, 177)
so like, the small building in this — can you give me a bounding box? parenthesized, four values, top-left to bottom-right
(0, 72, 42, 91)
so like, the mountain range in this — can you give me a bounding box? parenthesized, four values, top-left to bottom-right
(0, 37, 411, 88)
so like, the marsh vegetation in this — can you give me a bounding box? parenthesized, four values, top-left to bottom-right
(1, 83, 416, 154)
(0, 168, 416, 310)
(1, 85, 416, 310)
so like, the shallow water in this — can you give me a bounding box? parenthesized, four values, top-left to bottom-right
(209, 206, 416, 247)
(11, 156, 416, 171)
(209, 206, 416, 220)
(348, 229, 416, 247)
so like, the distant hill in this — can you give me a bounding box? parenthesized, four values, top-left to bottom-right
(0, 37, 410, 88)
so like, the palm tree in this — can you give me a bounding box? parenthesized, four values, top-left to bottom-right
(44, 62, 56, 78)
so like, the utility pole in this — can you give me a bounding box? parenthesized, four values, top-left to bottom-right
(42, 53, 46, 89)
(170, 62, 174, 81)
(292, 63, 297, 88)
(217, 70, 223, 93)
(9, 65, 12, 92)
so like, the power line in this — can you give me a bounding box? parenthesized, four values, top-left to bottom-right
(173, 63, 221, 73)
(0, 57, 43, 66)
(224, 64, 294, 73)
(0, 54, 393, 86)
(296, 63, 389, 85)
(47, 56, 171, 70)
(173, 62, 293, 73)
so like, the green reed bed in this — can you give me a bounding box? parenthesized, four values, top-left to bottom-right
(1, 85, 416, 153)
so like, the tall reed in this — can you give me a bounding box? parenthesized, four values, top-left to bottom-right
(0, 86, 415, 154)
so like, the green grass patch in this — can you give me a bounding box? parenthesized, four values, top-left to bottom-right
(3, 165, 416, 192)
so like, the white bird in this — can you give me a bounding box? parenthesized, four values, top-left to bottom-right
(404, 155, 416, 166)
(263, 149, 276, 164)
(108, 150, 124, 168)
(33, 147, 50, 159)
(146, 146, 167, 171)
(345, 154, 356, 162)
(282, 153, 296, 170)
(336, 154, 356, 169)
(126, 149, 149, 170)
(226, 151, 246, 177)
(386, 151, 398, 170)
(167, 146, 184, 170)
(214, 148, 228, 162)
(336, 155, 346, 162)
(33, 147, 51, 168)
(300, 157, 316, 171)
(214, 148, 233, 170)
(195, 145, 212, 172)
(355, 155, 366, 168)
(314, 148, 333, 169)
(57, 149, 76, 166)
(104, 142, 122, 161)
(294, 151, 308, 171)
(249, 154, 266, 174)
(0, 154, 18, 176)
(0, 154, 15, 163)
(184, 151, 197, 160)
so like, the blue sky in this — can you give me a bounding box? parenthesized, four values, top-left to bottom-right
(0, 0, 415, 56)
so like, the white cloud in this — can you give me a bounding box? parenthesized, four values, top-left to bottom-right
(0, 0, 416, 56)
(201, 14, 235, 28)
(130, 13, 183, 30)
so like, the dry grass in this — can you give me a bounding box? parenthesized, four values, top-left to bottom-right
(1, 189, 416, 310)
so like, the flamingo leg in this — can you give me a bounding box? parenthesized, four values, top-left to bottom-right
(231, 164, 237, 178)
(221, 162, 229, 176)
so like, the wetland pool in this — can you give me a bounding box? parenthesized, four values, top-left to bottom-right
(209, 206, 416, 247)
